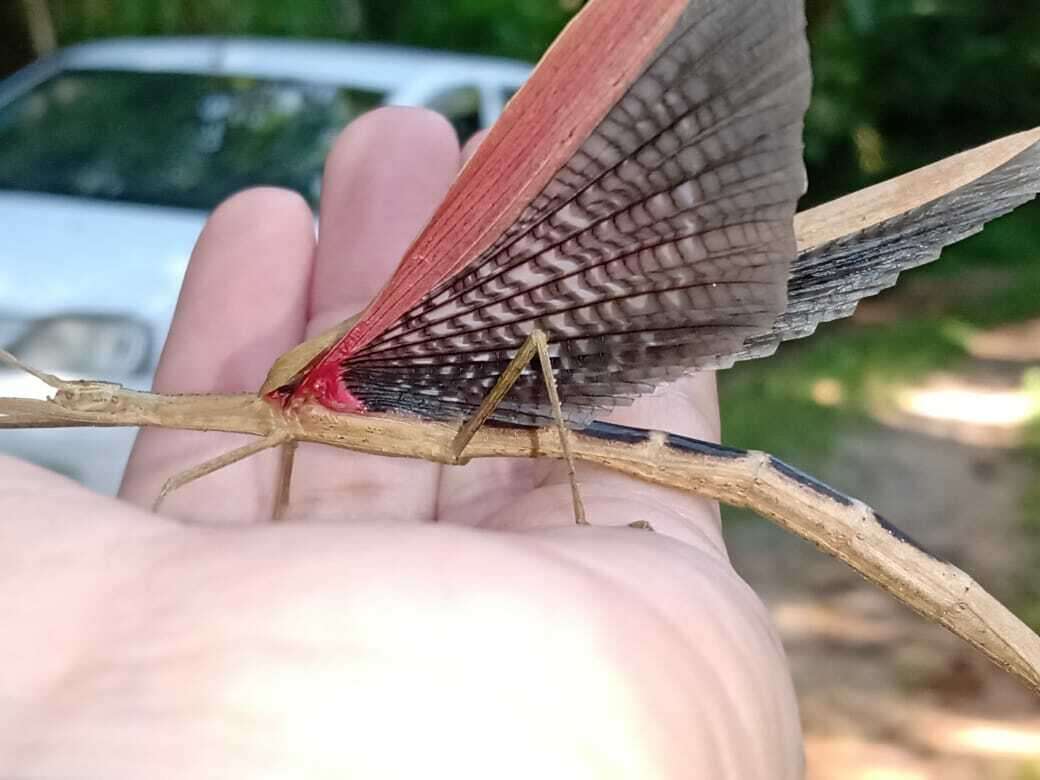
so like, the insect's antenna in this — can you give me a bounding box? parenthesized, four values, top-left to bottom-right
(0, 348, 70, 391)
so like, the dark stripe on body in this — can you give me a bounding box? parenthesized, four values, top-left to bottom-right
(579, 420, 747, 459)
(873, 511, 939, 560)
(769, 456, 854, 506)
(771, 457, 940, 560)
(665, 432, 747, 458)
(579, 421, 941, 562)
(579, 420, 651, 444)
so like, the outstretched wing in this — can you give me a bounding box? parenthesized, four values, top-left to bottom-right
(308, 0, 812, 424)
(739, 128, 1040, 360)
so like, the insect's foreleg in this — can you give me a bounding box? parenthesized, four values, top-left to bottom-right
(272, 440, 298, 522)
(449, 328, 586, 525)
(153, 431, 291, 514)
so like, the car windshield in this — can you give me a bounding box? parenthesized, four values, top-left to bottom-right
(0, 69, 383, 210)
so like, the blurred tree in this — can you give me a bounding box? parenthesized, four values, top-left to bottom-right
(0, 3, 36, 76)
(21, 0, 57, 55)
(36, 0, 576, 61)
(46, 0, 359, 40)
(805, 0, 1040, 202)
(353, 0, 575, 60)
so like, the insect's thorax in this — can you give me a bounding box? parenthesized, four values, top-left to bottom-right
(271, 355, 366, 414)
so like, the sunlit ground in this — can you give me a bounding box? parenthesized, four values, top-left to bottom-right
(939, 721, 1040, 757)
(721, 266, 1040, 779)
(881, 371, 1040, 448)
(896, 383, 1036, 429)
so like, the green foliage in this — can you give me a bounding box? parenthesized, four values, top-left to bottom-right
(1013, 369, 1040, 629)
(805, 0, 1040, 203)
(354, 0, 576, 60)
(48, 0, 356, 40)
(44, 0, 577, 61)
(720, 316, 965, 461)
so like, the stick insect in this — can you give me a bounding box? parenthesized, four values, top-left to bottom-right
(3, 0, 1040, 693)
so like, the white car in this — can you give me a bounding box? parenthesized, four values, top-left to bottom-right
(0, 37, 530, 493)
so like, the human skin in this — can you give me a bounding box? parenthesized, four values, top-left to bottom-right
(0, 107, 802, 778)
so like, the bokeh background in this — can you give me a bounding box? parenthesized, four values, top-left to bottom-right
(3, 2, 1040, 777)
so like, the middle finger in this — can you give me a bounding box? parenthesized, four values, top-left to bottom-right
(287, 108, 462, 523)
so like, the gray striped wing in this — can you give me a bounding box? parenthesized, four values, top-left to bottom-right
(343, 0, 813, 423)
(740, 139, 1040, 361)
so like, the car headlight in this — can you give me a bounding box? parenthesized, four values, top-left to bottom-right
(7, 314, 152, 376)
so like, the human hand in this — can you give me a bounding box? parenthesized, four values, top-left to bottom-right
(1, 108, 801, 779)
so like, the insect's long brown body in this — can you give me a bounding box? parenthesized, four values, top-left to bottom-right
(4, 378, 1040, 692)
(4, 0, 1040, 694)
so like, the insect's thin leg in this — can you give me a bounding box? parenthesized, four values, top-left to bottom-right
(449, 333, 541, 458)
(153, 432, 289, 513)
(530, 330, 587, 526)
(450, 328, 587, 525)
(272, 440, 298, 522)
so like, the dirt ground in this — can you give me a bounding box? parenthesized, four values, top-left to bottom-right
(726, 349, 1040, 778)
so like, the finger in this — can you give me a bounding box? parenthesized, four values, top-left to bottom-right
(287, 108, 462, 522)
(306, 107, 462, 332)
(120, 188, 316, 522)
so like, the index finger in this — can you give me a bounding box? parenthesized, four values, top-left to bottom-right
(119, 188, 317, 522)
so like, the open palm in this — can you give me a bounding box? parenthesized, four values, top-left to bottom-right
(2, 108, 800, 779)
